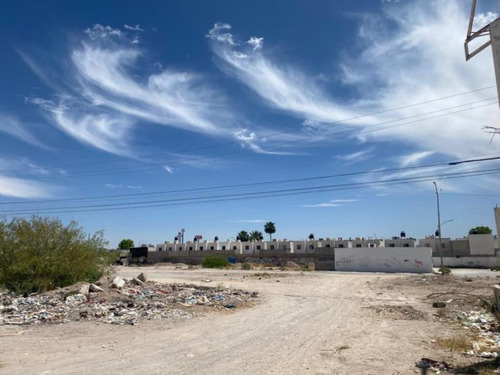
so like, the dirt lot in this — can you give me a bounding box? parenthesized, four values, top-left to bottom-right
(0, 266, 499, 375)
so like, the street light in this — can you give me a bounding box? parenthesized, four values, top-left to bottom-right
(433, 182, 443, 274)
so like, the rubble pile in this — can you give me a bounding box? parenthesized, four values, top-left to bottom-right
(0, 275, 255, 326)
(458, 310, 500, 358)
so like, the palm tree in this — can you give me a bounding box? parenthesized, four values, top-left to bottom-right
(236, 230, 250, 242)
(308, 233, 314, 240)
(250, 231, 263, 241)
(264, 222, 276, 241)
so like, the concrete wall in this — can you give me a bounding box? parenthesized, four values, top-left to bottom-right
(334, 247, 432, 273)
(469, 234, 495, 255)
(433, 256, 500, 268)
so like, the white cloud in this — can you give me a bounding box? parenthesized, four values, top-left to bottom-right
(0, 176, 55, 198)
(398, 151, 435, 167)
(336, 148, 375, 164)
(26, 30, 237, 156)
(247, 37, 263, 50)
(124, 24, 144, 32)
(207, 23, 357, 125)
(48, 100, 135, 156)
(302, 199, 358, 208)
(105, 184, 142, 189)
(208, 4, 500, 161)
(0, 112, 47, 149)
(163, 165, 173, 173)
(206, 23, 235, 45)
(84, 24, 123, 40)
(474, 12, 499, 29)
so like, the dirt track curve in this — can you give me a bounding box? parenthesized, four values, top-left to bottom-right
(0, 267, 462, 374)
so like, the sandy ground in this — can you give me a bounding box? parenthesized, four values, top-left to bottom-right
(0, 267, 497, 375)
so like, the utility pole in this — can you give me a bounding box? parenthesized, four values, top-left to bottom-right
(433, 181, 443, 274)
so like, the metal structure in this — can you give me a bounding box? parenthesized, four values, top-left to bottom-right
(465, 0, 493, 60)
(433, 181, 444, 273)
(465, 0, 500, 106)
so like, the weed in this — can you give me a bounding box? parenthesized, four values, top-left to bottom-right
(438, 267, 452, 275)
(201, 254, 229, 269)
(241, 263, 251, 270)
(436, 335, 471, 352)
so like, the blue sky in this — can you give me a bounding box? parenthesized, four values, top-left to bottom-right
(0, 0, 499, 247)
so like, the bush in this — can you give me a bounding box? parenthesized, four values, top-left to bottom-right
(0, 216, 110, 295)
(201, 254, 229, 269)
(438, 267, 452, 275)
(241, 262, 251, 270)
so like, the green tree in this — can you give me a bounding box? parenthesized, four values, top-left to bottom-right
(118, 238, 134, 249)
(469, 226, 492, 235)
(264, 222, 276, 241)
(236, 230, 250, 242)
(250, 230, 263, 241)
(0, 216, 109, 294)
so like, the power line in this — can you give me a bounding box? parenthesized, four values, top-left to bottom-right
(3, 151, 500, 206)
(449, 156, 500, 165)
(3, 167, 500, 215)
(9, 96, 498, 180)
(5, 85, 495, 174)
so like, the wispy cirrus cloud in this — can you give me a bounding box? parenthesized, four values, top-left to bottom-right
(24, 24, 241, 157)
(302, 199, 358, 208)
(0, 176, 55, 198)
(336, 148, 375, 165)
(207, 23, 357, 127)
(398, 151, 435, 167)
(207, 1, 500, 159)
(0, 112, 48, 149)
(26, 23, 302, 158)
(104, 184, 142, 190)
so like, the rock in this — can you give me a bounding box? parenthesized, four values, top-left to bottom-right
(111, 277, 126, 289)
(481, 351, 496, 358)
(132, 278, 144, 287)
(432, 302, 446, 308)
(79, 284, 90, 296)
(89, 284, 104, 293)
(137, 273, 147, 282)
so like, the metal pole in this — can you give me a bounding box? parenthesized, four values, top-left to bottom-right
(433, 181, 443, 274)
(467, 0, 477, 38)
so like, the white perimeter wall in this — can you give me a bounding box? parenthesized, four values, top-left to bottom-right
(433, 256, 500, 268)
(335, 247, 432, 273)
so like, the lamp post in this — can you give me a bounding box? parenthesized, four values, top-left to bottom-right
(433, 182, 443, 274)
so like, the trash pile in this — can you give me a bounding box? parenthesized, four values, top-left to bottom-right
(458, 310, 500, 358)
(0, 274, 256, 326)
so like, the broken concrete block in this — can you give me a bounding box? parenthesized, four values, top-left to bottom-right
(137, 273, 147, 282)
(111, 277, 126, 289)
(79, 284, 90, 296)
(89, 284, 104, 293)
(493, 285, 500, 312)
(132, 278, 144, 287)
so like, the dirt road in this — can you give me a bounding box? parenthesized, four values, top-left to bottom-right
(0, 267, 484, 374)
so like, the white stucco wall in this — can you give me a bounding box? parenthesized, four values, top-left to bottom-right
(334, 247, 432, 273)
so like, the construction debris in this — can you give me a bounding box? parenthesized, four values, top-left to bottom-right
(458, 310, 500, 358)
(0, 275, 255, 326)
(111, 276, 126, 289)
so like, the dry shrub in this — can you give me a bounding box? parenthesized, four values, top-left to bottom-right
(436, 335, 471, 352)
